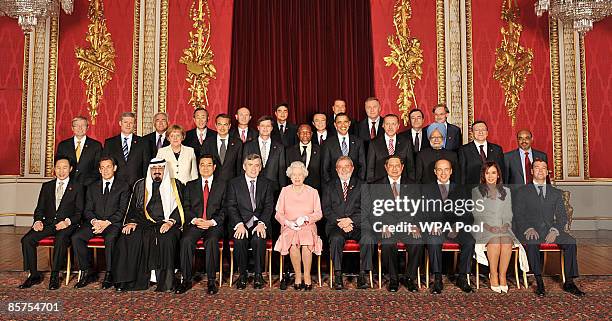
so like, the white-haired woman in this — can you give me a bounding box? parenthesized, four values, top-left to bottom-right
(274, 161, 323, 291)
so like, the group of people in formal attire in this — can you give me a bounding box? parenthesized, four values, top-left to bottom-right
(18, 98, 584, 297)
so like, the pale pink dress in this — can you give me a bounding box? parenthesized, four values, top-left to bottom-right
(274, 185, 323, 255)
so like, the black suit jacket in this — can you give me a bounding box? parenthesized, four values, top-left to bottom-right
(83, 178, 130, 227)
(33, 179, 84, 226)
(311, 130, 329, 146)
(143, 131, 169, 159)
(285, 143, 321, 190)
(225, 176, 275, 229)
(202, 135, 243, 179)
(321, 176, 363, 228)
(229, 127, 258, 144)
(271, 122, 298, 147)
(368, 177, 422, 228)
(102, 134, 150, 187)
(184, 127, 217, 158)
(415, 148, 460, 184)
(366, 135, 416, 183)
(321, 134, 366, 182)
(56, 136, 102, 187)
(326, 114, 355, 137)
(513, 184, 567, 238)
(184, 177, 227, 226)
(242, 138, 287, 190)
(503, 148, 548, 185)
(399, 129, 431, 154)
(420, 183, 473, 225)
(356, 118, 384, 152)
(458, 141, 505, 185)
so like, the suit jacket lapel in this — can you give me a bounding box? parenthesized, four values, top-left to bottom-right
(255, 178, 265, 210)
(57, 181, 74, 211)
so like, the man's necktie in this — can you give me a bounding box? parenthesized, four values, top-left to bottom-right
(538, 185, 545, 201)
(319, 134, 323, 145)
(104, 181, 110, 195)
(370, 122, 376, 139)
(261, 141, 268, 166)
(279, 124, 285, 136)
(524, 151, 533, 184)
(122, 137, 129, 162)
(219, 139, 227, 165)
(301, 145, 307, 165)
(414, 133, 420, 152)
(240, 129, 246, 143)
(439, 184, 448, 201)
(199, 132, 204, 145)
(202, 180, 209, 219)
(156, 135, 163, 150)
(479, 145, 486, 163)
(392, 182, 399, 198)
(342, 181, 348, 202)
(388, 138, 395, 155)
(55, 181, 64, 210)
(341, 137, 348, 156)
(249, 180, 256, 212)
(75, 140, 82, 163)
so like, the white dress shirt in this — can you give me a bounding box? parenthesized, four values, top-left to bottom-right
(299, 142, 312, 167)
(217, 134, 230, 155)
(369, 117, 381, 135)
(475, 140, 488, 158)
(384, 134, 397, 151)
(337, 133, 350, 152)
(191, 175, 218, 226)
(120, 133, 133, 154)
(74, 136, 87, 149)
(410, 129, 423, 150)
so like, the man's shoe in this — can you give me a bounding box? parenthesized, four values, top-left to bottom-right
(356, 272, 369, 289)
(535, 277, 546, 297)
(101, 272, 113, 289)
(207, 280, 219, 295)
(387, 279, 399, 292)
(563, 281, 585, 297)
(74, 270, 96, 288)
(236, 273, 248, 290)
(279, 273, 290, 291)
(48, 272, 60, 290)
(404, 277, 419, 293)
(174, 281, 191, 294)
(456, 276, 474, 293)
(18, 274, 43, 289)
(431, 275, 443, 294)
(333, 271, 344, 290)
(253, 273, 265, 289)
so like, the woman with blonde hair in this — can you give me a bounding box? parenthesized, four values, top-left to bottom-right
(156, 124, 198, 184)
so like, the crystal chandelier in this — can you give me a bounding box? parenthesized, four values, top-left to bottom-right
(535, 0, 612, 34)
(0, 0, 74, 32)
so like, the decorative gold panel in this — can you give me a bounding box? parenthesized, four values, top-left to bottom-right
(45, 17, 59, 177)
(435, 0, 446, 105)
(550, 19, 563, 180)
(562, 25, 580, 177)
(158, 0, 169, 113)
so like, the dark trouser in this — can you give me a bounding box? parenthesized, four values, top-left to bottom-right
(179, 225, 223, 282)
(425, 231, 475, 274)
(381, 235, 424, 281)
(233, 226, 266, 274)
(71, 224, 120, 271)
(327, 226, 373, 272)
(525, 231, 579, 279)
(21, 224, 77, 275)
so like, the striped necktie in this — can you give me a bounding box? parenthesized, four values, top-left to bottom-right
(341, 137, 348, 156)
(122, 137, 129, 161)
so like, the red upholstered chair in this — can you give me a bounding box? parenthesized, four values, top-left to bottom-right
(75, 236, 105, 282)
(327, 240, 373, 288)
(425, 241, 474, 288)
(377, 242, 421, 289)
(37, 236, 72, 285)
(195, 239, 224, 285)
(228, 239, 273, 288)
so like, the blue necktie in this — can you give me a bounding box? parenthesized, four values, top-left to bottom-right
(341, 137, 348, 156)
(122, 137, 129, 161)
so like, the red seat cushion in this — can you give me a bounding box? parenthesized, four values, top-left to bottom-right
(37, 236, 55, 247)
(87, 236, 105, 247)
(396, 242, 407, 251)
(343, 239, 360, 252)
(539, 243, 561, 250)
(196, 239, 224, 250)
(442, 241, 461, 251)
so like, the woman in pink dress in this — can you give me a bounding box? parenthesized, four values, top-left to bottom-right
(274, 161, 323, 291)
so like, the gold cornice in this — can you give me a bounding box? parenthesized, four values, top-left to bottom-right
(158, 0, 168, 113)
(45, 17, 59, 177)
(435, 0, 446, 105)
(132, 0, 141, 115)
(465, 0, 474, 140)
(579, 35, 589, 179)
(550, 18, 563, 180)
(20, 33, 30, 177)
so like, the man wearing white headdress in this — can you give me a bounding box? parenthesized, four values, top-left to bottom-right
(112, 158, 185, 292)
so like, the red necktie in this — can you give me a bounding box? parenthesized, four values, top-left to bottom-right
(240, 129, 246, 143)
(388, 138, 395, 155)
(524, 151, 533, 184)
(319, 134, 323, 145)
(342, 182, 348, 202)
(202, 180, 209, 218)
(370, 122, 376, 139)
(479, 145, 486, 163)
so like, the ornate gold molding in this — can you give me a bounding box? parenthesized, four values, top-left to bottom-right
(131, 0, 141, 114)
(141, 0, 157, 134)
(435, 0, 446, 105)
(550, 19, 563, 180)
(465, 0, 474, 139)
(28, 22, 48, 175)
(562, 25, 580, 177)
(20, 33, 31, 177)
(158, 0, 168, 113)
(448, 0, 462, 127)
(45, 17, 59, 177)
(579, 35, 590, 179)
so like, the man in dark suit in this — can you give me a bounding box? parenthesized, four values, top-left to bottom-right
(321, 113, 366, 182)
(102, 112, 150, 187)
(56, 116, 102, 187)
(143, 112, 169, 158)
(425, 104, 462, 152)
(458, 121, 505, 185)
(322, 156, 372, 290)
(230, 107, 258, 144)
(367, 114, 416, 183)
(175, 155, 226, 295)
(243, 115, 287, 192)
(19, 157, 84, 290)
(513, 159, 584, 297)
(404, 109, 430, 153)
(326, 99, 351, 136)
(311, 112, 329, 146)
(226, 154, 275, 290)
(202, 114, 242, 179)
(184, 107, 218, 158)
(72, 156, 130, 289)
(504, 129, 548, 185)
(422, 159, 475, 294)
(415, 123, 460, 183)
(286, 124, 321, 190)
(271, 103, 298, 147)
(355, 97, 384, 149)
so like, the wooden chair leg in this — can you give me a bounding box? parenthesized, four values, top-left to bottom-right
(378, 248, 382, 289)
(514, 249, 520, 289)
(329, 258, 333, 288)
(369, 271, 374, 288)
(219, 247, 223, 286)
(318, 255, 322, 287)
(425, 255, 429, 289)
(279, 255, 283, 282)
(417, 267, 421, 288)
(467, 272, 471, 286)
(93, 248, 97, 267)
(476, 261, 480, 289)
(523, 270, 528, 289)
(65, 248, 71, 286)
(264, 250, 269, 273)
(268, 249, 272, 288)
(48, 248, 52, 269)
(542, 252, 548, 274)
(453, 251, 458, 272)
(560, 252, 566, 284)
(229, 248, 234, 287)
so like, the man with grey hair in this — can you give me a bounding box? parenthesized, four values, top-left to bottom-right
(143, 112, 170, 157)
(102, 112, 150, 187)
(56, 116, 103, 187)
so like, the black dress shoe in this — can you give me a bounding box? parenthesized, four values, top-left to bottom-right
(74, 271, 97, 288)
(207, 280, 219, 295)
(174, 281, 191, 294)
(304, 283, 313, 291)
(279, 273, 290, 290)
(563, 282, 585, 297)
(18, 274, 43, 289)
(388, 279, 399, 292)
(293, 282, 304, 291)
(431, 275, 443, 294)
(333, 271, 343, 290)
(535, 277, 546, 297)
(356, 272, 369, 289)
(101, 272, 113, 289)
(253, 273, 265, 289)
(48, 272, 60, 290)
(456, 276, 474, 293)
(236, 273, 248, 290)
(404, 277, 419, 293)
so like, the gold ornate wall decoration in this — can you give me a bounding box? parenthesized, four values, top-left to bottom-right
(465, 0, 475, 140)
(493, 0, 533, 126)
(549, 18, 563, 180)
(45, 18, 59, 177)
(384, 0, 423, 126)
(180, 0, 216, 109)
(435, 0, 446, 105)
(158, 0, 169, 113)
(579, 35, 590, 179)
(20, 33, 31, 177)
(75, 0, 116, 125)
(131, 0, 141, 115)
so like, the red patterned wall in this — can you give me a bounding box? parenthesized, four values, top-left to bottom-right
(166, 0, 234, 129)
(585, 16, 612, 178)
(55, 0, 135, 144)
(371, 0, 438, 129)
(0, 17, 24, 175)
(471, 0, 553, 161)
